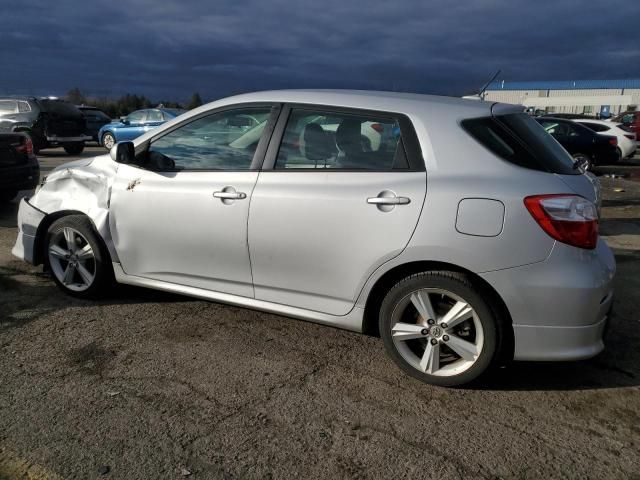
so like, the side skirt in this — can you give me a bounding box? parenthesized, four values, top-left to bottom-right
(112, 263, 364, 333)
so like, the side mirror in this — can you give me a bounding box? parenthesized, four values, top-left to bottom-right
(120, 116, 130, 125)
(110, 141, 135, 164)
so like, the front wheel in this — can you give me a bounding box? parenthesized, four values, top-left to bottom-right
(46, 215, 113, 298)
(63, 142, 84, 155)
(379, 271, 498, 387)
(102, 132, 115, 150)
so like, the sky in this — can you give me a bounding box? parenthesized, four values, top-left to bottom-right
(1, 0, 639, 103)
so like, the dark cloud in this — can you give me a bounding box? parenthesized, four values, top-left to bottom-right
(1, 0, 639, 102)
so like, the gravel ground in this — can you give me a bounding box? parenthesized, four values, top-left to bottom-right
(1, 149, 639, 479)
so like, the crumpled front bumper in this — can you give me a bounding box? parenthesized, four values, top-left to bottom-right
(11, 198, 46, 264)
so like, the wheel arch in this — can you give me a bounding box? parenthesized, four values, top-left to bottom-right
(33, 210, 109, 267)
(361, 260, 515, 363)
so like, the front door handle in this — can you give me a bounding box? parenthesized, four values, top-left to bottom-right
(213, 191, 247, 200)
(367, 196, 410, 205)
(213, 186, 246, 205)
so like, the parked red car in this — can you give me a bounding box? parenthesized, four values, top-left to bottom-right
(611, 111, 640, 133)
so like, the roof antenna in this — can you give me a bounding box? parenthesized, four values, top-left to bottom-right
(478, 69, 501, 100)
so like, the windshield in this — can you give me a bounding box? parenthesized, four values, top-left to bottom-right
(40, 100, 83, 117)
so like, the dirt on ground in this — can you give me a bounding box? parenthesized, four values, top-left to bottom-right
(0, 149, 639, 479)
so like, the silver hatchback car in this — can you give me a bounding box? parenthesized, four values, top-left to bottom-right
(12, 90, 615, 386)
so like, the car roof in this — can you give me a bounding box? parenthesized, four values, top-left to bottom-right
(195, 89, 513, 120)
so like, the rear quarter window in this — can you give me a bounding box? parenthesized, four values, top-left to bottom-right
(461, 113, 578, 175)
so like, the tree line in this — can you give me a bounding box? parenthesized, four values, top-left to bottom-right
(65, 88, 204, 118)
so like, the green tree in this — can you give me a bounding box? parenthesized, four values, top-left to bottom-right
(187, 92, 203, 110)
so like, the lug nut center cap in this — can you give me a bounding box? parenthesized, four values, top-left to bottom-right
(429, 325, 443, 338)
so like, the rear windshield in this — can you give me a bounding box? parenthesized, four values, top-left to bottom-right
(461, 113, 578, 175)
(40, 99, 83, 117)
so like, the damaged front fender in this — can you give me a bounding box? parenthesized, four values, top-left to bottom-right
(28, 154, 120, 262)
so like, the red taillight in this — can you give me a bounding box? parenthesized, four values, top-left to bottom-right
(609, 137, 618, 146)
(524, 194, 598, 250)
(14, 137, 34, 155)
(370, 123, 384, 133)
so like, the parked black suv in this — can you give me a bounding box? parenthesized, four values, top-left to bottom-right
(0, 132, 39, 202)
(78, 105, 112, 142)
(535, 117, 620, 170)
(0, 96, 91, 155)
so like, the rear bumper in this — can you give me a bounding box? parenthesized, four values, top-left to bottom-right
(11, 197, 46, 264)
(481, 238, 616, 361)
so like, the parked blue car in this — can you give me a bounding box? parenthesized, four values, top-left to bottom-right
(98, 108, 185, 149)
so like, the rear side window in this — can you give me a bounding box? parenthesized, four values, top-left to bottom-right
(275, 109, 408, 170)
(462, 113, 578, 175)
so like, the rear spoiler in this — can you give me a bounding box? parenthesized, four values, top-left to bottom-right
(491, 102, 525, 117)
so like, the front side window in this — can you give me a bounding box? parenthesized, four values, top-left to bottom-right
(147, 110, 163, 122)
(145, 107, 271, 170)
(126, 111, 147, 123)
(0, 100, 18, 115)
(275, 109, 408, 170)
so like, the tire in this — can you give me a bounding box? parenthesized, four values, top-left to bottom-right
(379, 271, 499, 387)
(102, 132, 116, 150)
(63, 142, 84, 155)
(572, 152, 592, 171)
(45, 215, 113, 299)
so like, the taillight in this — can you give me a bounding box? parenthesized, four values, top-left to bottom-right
(524, 194, 598, 249)
(370, 123, 384, 133)
(14, 137, 34, 155)
(624, 134, 636, 140)
(608, 137, 618, 146)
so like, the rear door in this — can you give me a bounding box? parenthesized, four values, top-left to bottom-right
(248, 105, 427, 316)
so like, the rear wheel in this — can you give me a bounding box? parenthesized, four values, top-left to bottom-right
(379, 271, 498, 387)
(63, 142, 84, 155)
(572, 152, 592, 171)
(46, 215, 113, 298)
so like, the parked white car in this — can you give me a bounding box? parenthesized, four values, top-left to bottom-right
(574, 119, 637, 159)
(12, 90, 615, 386)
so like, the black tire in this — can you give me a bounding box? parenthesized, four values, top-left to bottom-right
(379, 271, 499, 387)
(102, 132, 115, 150)
(63, 142, 84, 155)
(45, 215, 113, 299)
(572, 152, 592, 171)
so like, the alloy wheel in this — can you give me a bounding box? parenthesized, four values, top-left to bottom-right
(390, 288, 484, 377)
(48, 227, 96, 292)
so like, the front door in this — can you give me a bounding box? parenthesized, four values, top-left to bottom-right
(248, 106, 427, 315)
(110, 105, 276, 297)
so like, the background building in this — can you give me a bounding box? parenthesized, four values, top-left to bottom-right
(483, 79, 640, 117)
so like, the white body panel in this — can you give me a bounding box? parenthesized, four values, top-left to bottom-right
(248, 171, 426, 315)
(109, 164, 258, 297)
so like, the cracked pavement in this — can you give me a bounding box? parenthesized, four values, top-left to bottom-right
(1, 148, 639, 479)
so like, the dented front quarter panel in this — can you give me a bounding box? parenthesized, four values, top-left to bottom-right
(30, 154, 120, 262)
